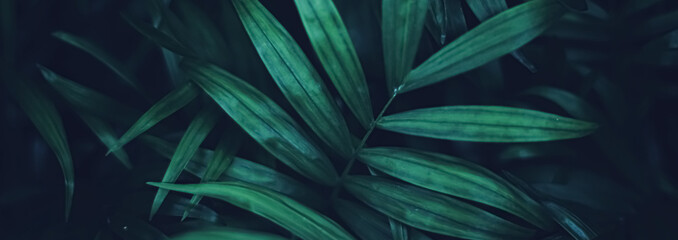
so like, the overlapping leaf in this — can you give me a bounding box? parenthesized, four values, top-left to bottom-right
(404, 0, 566, 92)
(233, 0, 353, 157)
(77, 113, 132, 168)
(425, 0, 467, 46)
(171, 227, 286, 240)
(344, 176, 534, 239)
(378, 106, 597, 142)
(122, 13, 196, 58)
(358, 147, 552, 229)
(183, 59, 338, 185)
(150, 108, 219, 220)
(334, 199, 432, 240)
(382, 0, 429, 93)
(148, 182, 355, 240)
(294, 0, 374, 128)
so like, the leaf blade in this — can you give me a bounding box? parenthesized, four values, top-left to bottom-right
(171, 227, 287, 240)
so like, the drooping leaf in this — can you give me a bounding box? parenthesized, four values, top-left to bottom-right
(52, 31, 143, 93)
(183, 59, 338, 186)
(404, 0, 566, 92)
(378, 106, 598, 142)
(232, 0, 354, 157)
(294, 0, 374, 129)
(543, 201, 598, 240)
(122, 13, 197, 58)
(171, 227, 286, 240)
(344, 176, 534, 239)
(382, 0, 430, 93)
(425, 0, 467, 46)
(77, 113, 132, 168)
(147, 182, 355, 240)
(182, 129, 241, 221)
(109, 81, 199, 154)
(334, 199, 434, 240)
(9, 78, 74, 221)
(150, 108, 219, 220)
(358, 147, 553, 229)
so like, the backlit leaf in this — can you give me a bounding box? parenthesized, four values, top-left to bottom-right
(171, 227, 286, 240)
(543, 201, 598, 240)
(378, 106, 597, 142)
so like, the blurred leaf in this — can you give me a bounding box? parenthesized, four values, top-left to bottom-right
(382, 0, 429, 93)
(404, 0, 565, 92)
(110, 81, 199, 154)
(150, 108, 219, 220)
(233, 0, 354, 157)
(170, 227, 286, 240)
(122, 13, 197, 58)
(77, 113, 132, 168)
(557, 0, 589, 12)
(522, 86, 602, 122)
(182, 130, 241, 221)
(183, 59, 338, 185)
(498, 143, 575, 162)
(344, 176, 534, 239)
(425, 0, 467, 46)
(359, 147, 552, 229)
(378, 106, 598, 142)
(389, 218, 408, 240)
(334, 199, 433, 240)
(52, 31, 143, 94)
(633, 9, 678, 37)
(172, 0, 230, 66)
(9, 78, 74, 221)
(294, 0, 374, 129)
(543, 201, 598, 240)
(148, 182, 355, 240)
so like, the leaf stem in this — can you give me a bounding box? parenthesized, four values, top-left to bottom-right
(330, 90, 398, 200)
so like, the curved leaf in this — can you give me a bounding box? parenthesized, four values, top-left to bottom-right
(543, 201, 598, 240)
(171, 227, 286, 240)
(77, 113, 132, 168)
(425, 0, 467, 46)
(184, 59, 338, 185)
(150, 108, 219, 220)
(382, 0, 430, 93)
(147, 182, 355, 240)
(294, 0, 374, 129)
(404, 0, 565, 92)
(344, 176, 534, 239)
(378, 106, 598, 142)
(522, 86, 602, 122)
(334, 199, 433, 240)
(122, 13, 197, 58)
(233, 0, 354, 157)
(358, 147, 552, 229)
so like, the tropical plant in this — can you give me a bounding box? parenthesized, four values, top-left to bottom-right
(3, 0, 678, 239)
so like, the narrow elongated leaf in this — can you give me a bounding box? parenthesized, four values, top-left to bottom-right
(150, 108, 219, 220)
(183, 60, 338, 185)
(171, 227, 286, 240)
(233, 0, 353, 157)
(52, 31, 142, 93)
(173, 0, 231, 66)
(382, 0, 429, 93)
(425, 0, 467, 46)
(334, 199, 434, 240)
(109, 81, 199, 153)
(389, 218, 409, 240)
(148, 182, 355, 240)
(182, 130, 241, 220)
(543, 201, 598, 240)
(344, 176, 534, 239)
(294, 0, 374, 129)
(378, 106, 597, 142)
(358, 147, 552, 229)
(78, 113, 132, 168)
(523, 86, 602, 122)
(9, 78, 73, 221)
(122, 13, 197, 58)
(404, 0, 565, 92)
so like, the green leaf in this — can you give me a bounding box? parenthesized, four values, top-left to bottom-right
(358, 147, 553, 229)
(522, 86, 602, 122)
(182, 130, 241, 221)
(122, 13, 197, 58)
(171, 227, 286, 240)
(404, 0, 565, 92)
(150, 108, 219, 220)
(425, 0, 467, 46)
(232, 0, 354, 157)
(183, 59, 338, 185)
(172, 0, 231, 66)
(382, 0, 429, 93)
(389, 218, 409, 240)
(344, 176, 534, 239)
(52, 31, 143, 94)
(148, 182, 355, 240)
(109, 81, 199, 154)
(293, 0, 374, 129)
(77, 113, 132, 168)
(9, 78, 74, 221)
(334, 199, 433, 240)
(378, 105, 597, 142)
(543, 201, 598, 240)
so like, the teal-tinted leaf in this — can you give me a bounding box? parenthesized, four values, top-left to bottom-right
(334, 199, 433, 240)
(171, 227, 286, 240)
(425, 0, 467, 46)
(122, 13, 197, 58)
(148, 182, 355, 240)
(109, 81, 199, 154)
(233, 0, 353, 157)
(389, 218, 408, 240)
(9, 78, 74, 221)
(183, 59, 338, 185)
(404, 0, 565, 92)
(557, 0, 589, 12)
(294, 0, 374, 129)
(522, 86, 602, 122)
(139, 135, 324, 208)
(38, 65, 138, 123)
(78, 113, 132, 168)
(543, 201, 598, 240)
(150, 108, 219, 220)
(52, 31, 142, 93)
(382, 0, 429, 93)
(358, 147, 552, 229)
(344, 176, 534, 239)
(182, 130, 241, 221)
(173, 0, 230, 66)
(378, 106, 598, 142)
